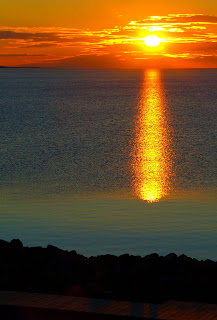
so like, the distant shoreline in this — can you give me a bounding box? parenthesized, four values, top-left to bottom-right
(0, 66, 40, 68)
(0, 66, 217, 70)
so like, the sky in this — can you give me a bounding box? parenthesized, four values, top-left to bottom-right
(0, 0, 217, 68)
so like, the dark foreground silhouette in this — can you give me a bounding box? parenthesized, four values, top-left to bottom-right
(0, 239, 216, 304)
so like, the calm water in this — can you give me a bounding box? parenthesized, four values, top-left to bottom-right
(0, 68, 217, 259)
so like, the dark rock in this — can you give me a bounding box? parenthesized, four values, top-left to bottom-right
(0, 239, 10, 250)
(70, 250, 77, 256)
(143, 253, 159, 262)
(10, 239, 23, 249)
(165, 253, 177, 261)
(0, 238, 216, 304)
(46, 245, 65, 256)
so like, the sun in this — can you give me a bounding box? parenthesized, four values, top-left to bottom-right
(144, 35, 161, 47)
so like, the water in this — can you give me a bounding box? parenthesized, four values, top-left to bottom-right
(0, 68, 217, 259)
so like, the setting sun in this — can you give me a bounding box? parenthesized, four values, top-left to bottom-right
(144, 35, 161, 47)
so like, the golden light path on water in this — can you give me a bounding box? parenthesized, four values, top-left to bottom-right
(133, 69, 171, 202)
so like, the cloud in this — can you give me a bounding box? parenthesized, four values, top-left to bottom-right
(136, 14, 217, 24)
(21, 52, 217, 69)
(1, 14, 217, 49)
(0, 29, 115, 50)
(162, 14, 217, 24)
(0, 54, 46, 56)
(0, 30, 60, 41)
(1, 14, 217, 68)
(21, 43, 57, 48)
(127, 14, 217, 37)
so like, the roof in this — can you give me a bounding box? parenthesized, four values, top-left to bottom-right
(0, 291, 216, 320)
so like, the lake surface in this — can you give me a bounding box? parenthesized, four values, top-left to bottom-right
(0, 68, 217, 259)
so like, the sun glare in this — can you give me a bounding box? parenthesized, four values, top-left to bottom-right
(133, 69, 171, 202)
(144, 35, 161, 47)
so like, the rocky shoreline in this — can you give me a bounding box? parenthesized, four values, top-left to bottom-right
(0, 239, 216, 304)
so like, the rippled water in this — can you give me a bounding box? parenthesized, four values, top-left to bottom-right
(0, 68, 217, 259)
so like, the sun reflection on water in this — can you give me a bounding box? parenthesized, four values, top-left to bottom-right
(132, 69, 171, 202)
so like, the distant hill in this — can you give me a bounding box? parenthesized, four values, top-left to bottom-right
(0, 66, 40, 68)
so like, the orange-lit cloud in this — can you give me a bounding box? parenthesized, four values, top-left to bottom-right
(0, 14, 217, 68)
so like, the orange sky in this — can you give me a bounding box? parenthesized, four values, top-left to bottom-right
(0, 0, 217, 68)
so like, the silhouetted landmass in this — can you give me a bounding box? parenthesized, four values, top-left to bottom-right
(0, 66, 40, 68)
(0, 239, 216, 304)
